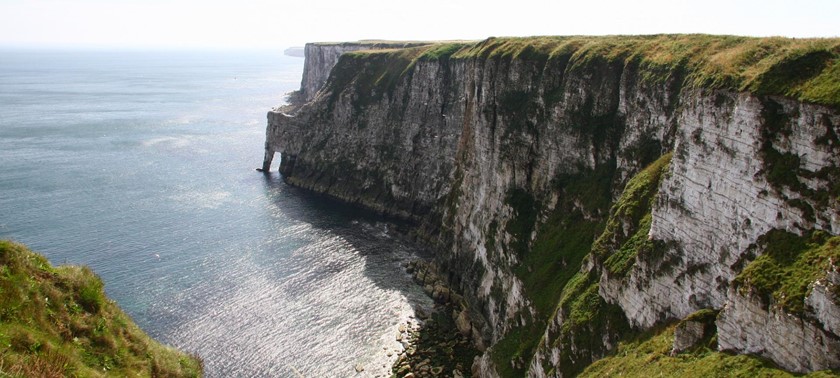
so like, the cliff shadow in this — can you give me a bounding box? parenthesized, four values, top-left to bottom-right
(258, 170, 434, 299)
(259, 172, 477, 375)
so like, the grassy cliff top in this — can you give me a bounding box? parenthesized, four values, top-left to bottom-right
(0, 240, 202, 377)
(342, 34, 840, 108)
(307, 40, 439, 48)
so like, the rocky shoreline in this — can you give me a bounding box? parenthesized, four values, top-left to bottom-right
(388, 261, 481, 378)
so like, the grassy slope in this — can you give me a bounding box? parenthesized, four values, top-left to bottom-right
(340, 34, 840, 108)
(735, 230, 840, 315)
(580, 323, 840, 378)
(0, 240, 202, 377)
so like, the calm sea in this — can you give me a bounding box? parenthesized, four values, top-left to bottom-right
(0, 49, 431, 377)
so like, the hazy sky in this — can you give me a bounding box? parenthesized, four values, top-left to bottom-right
(1, 0, 837, 49)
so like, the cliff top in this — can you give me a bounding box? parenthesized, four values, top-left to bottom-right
(0, 240, 202, 377)
(307, 40, 437, 48)
(339, 34, 840, 108)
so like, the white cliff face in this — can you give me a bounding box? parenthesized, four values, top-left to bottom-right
(808, 265, 840, 337)
(266, 40, 840, 376)
(601, 91, 784, 327)
(718, 289, 840, 372)
(596, 91, 840, 371)
(269, 56, 465, 221)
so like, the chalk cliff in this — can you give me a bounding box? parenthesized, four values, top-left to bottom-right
(265, 36, 840, 376)
(295, 41, 437, 103)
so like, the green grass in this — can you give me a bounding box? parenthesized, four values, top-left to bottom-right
(492, 156, 673, 376)
(332, 35, 840, 109)
(417, 42, 470, 61)
(489, 320, 545, 377)
(592, 154, 672, 277)
(580, 323, 840, 377)
(541, 270, 631, 377)
(325, 47, 424, 113)
(734, 230, 840, 315)
(458, 35, 840, 108)
(520, 211, 603, 317)
(493, 161, 620, 376)
(492, 211, 605, 376)
(0, 240, 202, 377)
(681, 308, 718, 324)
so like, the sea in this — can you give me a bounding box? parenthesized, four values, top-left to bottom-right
(0, 48, 433, 377)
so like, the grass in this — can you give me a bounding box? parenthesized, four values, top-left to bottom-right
(548, 270, 631, 377)
(592, 153, 672, 277)
(492, 155, 674, 376)
(417, 42, 471, 61)
(0, 240, 202, 377)
(489, 320, 545, 377)
(325, 47, 425, 113)
(681, 308, 719, 325)
(733, 230, 840, 315)
(580, 322, 840, 377)
(328, 35, 840, 109)
(554, 35, 839, 108)
(492, 161, 620, 376)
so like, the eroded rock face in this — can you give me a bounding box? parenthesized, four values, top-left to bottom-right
(266, 39, 840, 376)
(718, 289, 840, 372)
(672, 321, 706, 354)
(600, 93, 840, 329)
(807, 265, 840, 336)
(268, 57, 463, 221)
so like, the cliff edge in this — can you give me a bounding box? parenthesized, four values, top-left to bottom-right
(0, 240, 203, 377)
(265, 35, 840, 377)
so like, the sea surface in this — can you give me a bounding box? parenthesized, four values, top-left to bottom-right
(0, 48, 432, 377)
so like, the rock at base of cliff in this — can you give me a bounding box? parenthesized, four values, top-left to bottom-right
(671, 309, 718, 355)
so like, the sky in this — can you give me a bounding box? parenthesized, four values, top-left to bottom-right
(0, 0, 837, 49)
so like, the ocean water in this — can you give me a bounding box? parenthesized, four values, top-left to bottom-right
(0, 49, 432, 376)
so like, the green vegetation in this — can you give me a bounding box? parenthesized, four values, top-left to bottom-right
(734, 230, 840, 315)
(326, 48, 424, 113)
(492, 156, 674, 376)
(681, 308, 719, 325)
(548, 271, 631, 377)
(593, 154, 672, 277)
(335, 35, 840, 109)
(417, 42, 470, 61)
(0, 240, 202, 377)
(492, 162, 619, 375)
(519, 210, 602, 316)
(487, 320, 544, 377)
(461, 35, 840, 108)
(579, 322, 840, 377)
(758, 96, 840, 224)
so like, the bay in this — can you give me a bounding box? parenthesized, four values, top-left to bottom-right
(0, 48, 431, 377)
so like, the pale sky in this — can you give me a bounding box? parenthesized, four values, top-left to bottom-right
(0, 0, 837, 49)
